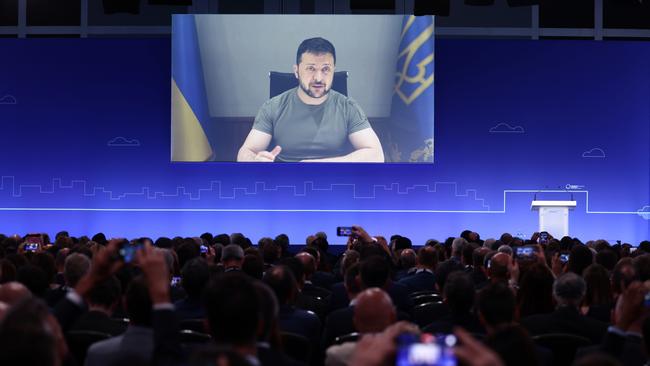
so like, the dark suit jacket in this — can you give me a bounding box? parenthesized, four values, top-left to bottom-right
(327, 282, 349, 313)
(398, 270, 436, 293)
(521, 305, 608, 344)
(575, 330, 647, 366)
(321, 306, 355, 350)
(387, 282, 413, 313)
(312, 271, 337, 290)
(423, 311, 485, 335)
(258, 345, 306, 366)
(173, 297, 206, 320)
(278, 305, 322, 346)
(70, 310, 127, 336)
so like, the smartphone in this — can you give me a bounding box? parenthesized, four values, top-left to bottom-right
(24, 243, 39, 252)
(119, 241, 143, 263)
(171, 276, 181, 287)
(396, 333, 456, 366)
(644, 292, 650, 308)
(516, 246, 536, 260)
(200, 245, 208, 254)
(336, 227, 353, 236)
(559, 253, 570, 263)
(539, 231, 549, 244)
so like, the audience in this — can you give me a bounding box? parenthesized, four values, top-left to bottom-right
(0, 229, 647, 366)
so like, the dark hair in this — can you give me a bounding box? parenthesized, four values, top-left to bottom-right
(517, 262, 555, 318)
(155, 236, 173, 249)
(583, 264, 612, 307)
(296, 37, 336, 65)
(181, 257, 210, 299)
(16, 265, 49, 298)
(444, 271, 475, 315)
(478, 282, 515, 327)
(263, 265, 297, 305)
(176, 239, 200, 270)
(633, 254, 650, 281)
(91, 232, 107, 246)
(417, 246, 438, 268)
(394, 236, 413, 251)
(274, 234, 290, 257)
(204, 272, 259, 345)
(359, 256, 389, 289)
(485, 325, 539, 366)
(567, 245, 593, 275)
(344, 262, 362, 296)
(278, 257, 304, 285)
(31, 252, 56, 284)
(261, 239, 280, 264)
(242, 254, 264, 280)
(125, 276, 152, 326)
(0, 298, 57, 366)
(0, 259, 17, 283)
(595, 249, 618, 271)
(87, 276, 122, 308)
(214, 234, 231, 246)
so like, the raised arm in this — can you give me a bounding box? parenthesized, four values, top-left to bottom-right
(236, 129, 281, 162)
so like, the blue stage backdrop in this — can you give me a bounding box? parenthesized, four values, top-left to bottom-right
(0, 38, 648, 244)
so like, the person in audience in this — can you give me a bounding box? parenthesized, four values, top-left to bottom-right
(263, 265, 321, 346)
(471, 247, 491, 289)
(69, 275, 126, 335)
(567, 245, 594, 276)
(435, 237, 466, 292)
(296, 251, 331, 300)
(329, 250, 359, 311)
(242, 253, 265, 280)
(398, 246, 437, 293)
(0, 281, 31, 305)
(517, 262, 555, 318)
(395, 248, 417, 280)
(424, 271, 484, 334)
(486, 252, 511, 286)
(221, 244, 244, 272)
(325, 288, 396, 366)
(359, 256, 411, 313)
(0, 296, 68, 366)
(174, 257, 209, 320)
(582, 263, 613, 322)
(521, 272, 608, 344)
(85, 276, 155, 366)
(322, 263, 362, 349)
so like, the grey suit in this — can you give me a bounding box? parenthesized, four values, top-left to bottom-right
(85, 326, 153, 366)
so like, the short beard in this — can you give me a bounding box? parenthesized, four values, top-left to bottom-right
(299, 81, 330, 99)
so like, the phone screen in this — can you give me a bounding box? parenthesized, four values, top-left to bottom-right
(200, 245, 208, 254)
(24, 243, 39, 252)
(336, 227, 353, 236)
(119, 242, 143, 263)
(560, 254, 570, 263)
(396, 333, 456, 366)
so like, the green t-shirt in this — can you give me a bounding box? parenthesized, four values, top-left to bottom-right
(252, 88, 371, 162)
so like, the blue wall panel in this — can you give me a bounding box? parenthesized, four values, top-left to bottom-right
(0, 38, 648, 244)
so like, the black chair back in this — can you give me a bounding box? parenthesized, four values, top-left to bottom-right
(333, 332, 360, 345)
(280, 332, 312, 363)
(532, 333, 591, 366)
(411, 293, 443, 306)
(412, 301, 450, 328)
(179, 329, 212, 344)
(66, 330, 112, 365)
(269, 71, 348, 98)
(180, 318, 207, 333)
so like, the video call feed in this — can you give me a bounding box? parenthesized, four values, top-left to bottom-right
(171, 14, 434, 163)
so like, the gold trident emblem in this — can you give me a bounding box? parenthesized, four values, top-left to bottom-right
(395, 16, 434, 106)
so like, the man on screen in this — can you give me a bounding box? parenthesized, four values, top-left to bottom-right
(237, 37, 384, 162)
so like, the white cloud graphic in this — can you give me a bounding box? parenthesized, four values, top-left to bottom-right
(638, 206, 650, 220)
(107, 137, 140, 147)
(581, 148, 605, 158)
(0, 95, 17, 105)
(489, 122, 525, 133)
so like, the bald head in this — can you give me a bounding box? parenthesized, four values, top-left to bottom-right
(0, 301, 8, 322)
(295, 252, 316, 279)
(353, 288, 396, 333)
(0, 282, 31, 305)
(489, 253, 510, 282)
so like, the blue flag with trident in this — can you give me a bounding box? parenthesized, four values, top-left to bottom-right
(388, 15, 435, 163)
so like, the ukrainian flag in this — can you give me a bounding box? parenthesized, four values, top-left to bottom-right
(388, 15, 435, 163)
(171, 15, 213, 161)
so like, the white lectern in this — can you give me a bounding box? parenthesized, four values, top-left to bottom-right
(531, 200, 577, 238)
